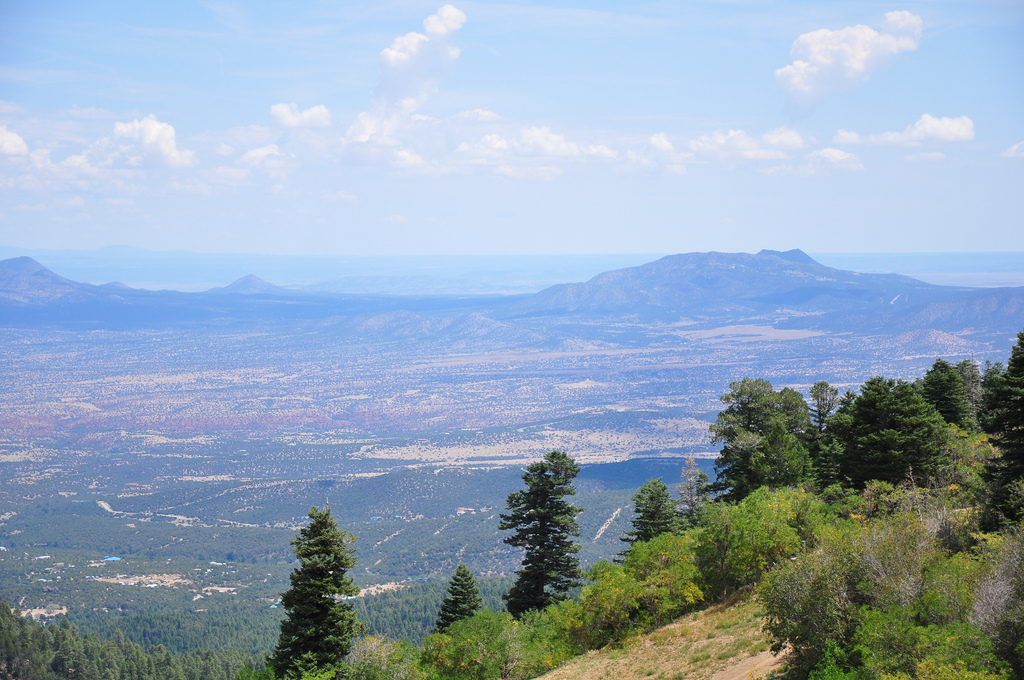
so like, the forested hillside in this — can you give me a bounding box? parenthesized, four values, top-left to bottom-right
(3, 330, 1023, 680)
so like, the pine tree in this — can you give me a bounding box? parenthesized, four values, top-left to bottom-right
(270, 506, 365, 678)
(620, 478, 678, 557)
(984, 330, 1024, 524)
(434, 563, 483, 632)
(809, 381, 840, 435)
(499, 450, 583, 618)
(830, 377, 949, 488)
(921, 358, 976, 430)
(677, 456, 710, 527)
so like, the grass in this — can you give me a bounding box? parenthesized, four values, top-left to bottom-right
(539, 595, 785, 680)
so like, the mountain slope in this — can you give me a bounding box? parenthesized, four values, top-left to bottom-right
(541, 596, 785, 680)
(0, 256, 108, 305)
(510, 249, 957, 322)
(205, 274, 293, 295)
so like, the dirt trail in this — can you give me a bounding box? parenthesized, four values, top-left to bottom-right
(710, 648, 786, 680)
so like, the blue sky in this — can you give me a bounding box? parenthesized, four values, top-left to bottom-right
(0, 0, 1021, 255)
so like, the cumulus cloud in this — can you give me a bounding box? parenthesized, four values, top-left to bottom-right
(807, 147, 863, 170)
(776, 11, 922, 105)
(1002, 142, 1024, 158)
(834, 114, 974, 146)
(112, 116, 195, 167)
(346, 5, 467, 149)
(0, 126, 29, 156)
(689, 127, 803, 161)
(270, 103, 332, 128)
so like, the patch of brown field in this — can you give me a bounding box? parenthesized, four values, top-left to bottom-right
(541, 596, 787, 680)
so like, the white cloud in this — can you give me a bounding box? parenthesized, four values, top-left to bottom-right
(112, 116, 195, 167)
(424, 4, 467, 36)
(1001, 142, 1024, 158)
(807, 147, 863, 170)
(761, 126, 805, 150)
(215, 143, 234, 156)
(328, 191, 357, 201)
(382, 32, 431, 67)
(905, 152, 945, 162)
(270, 103, 332, 128)
(776, 11, 922, 105)
(239, 144, 281, 166)
(454, 109, 502, 122)
(690, 129, 787, 161)
(345, 5, 466, 147)
(649, 133, 674, 153)
(0, 126, 29, 155)
(834, 114, 975, 146)
(394, 148, 425, 167)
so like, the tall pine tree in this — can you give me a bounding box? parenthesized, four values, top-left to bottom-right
(270, 506, 365, 678)
(499, 450, 582, 618)
(984, 330, 1024, 524)
(434, 563, 483, 632)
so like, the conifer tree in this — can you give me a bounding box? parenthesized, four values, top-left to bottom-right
(921, 358, 976, 430)
(270, 506, 365, 678)
(984, 330, 1024, 524)
(620, 478, 678, 557)
(434, 563, 483, 632)
(829, 377, 948, 488)
(678, 456, 711, 527)
(499, 450, 583, 618)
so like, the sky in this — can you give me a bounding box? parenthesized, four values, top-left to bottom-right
(0, 0, 1022, 256)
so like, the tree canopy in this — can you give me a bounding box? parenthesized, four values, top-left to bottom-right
(709, 378, 812, 500)
(829, 377, 949, 488)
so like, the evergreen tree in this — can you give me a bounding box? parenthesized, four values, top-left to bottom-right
(979, 360, 1007, 432)
(921, 358, 976, 430)
(270, 506, 364, 678)
(499, 450, 583, 618)
(620, 478, 678, 556)
(830, 377, 949, 488)
(956, 358, 984, 418)
(809, 381, 840, 435)
(983, 330, 1024, 524)
(677, 456, 711, 527)
(434, 564, 483, 633)
(709, 378, 812, 500)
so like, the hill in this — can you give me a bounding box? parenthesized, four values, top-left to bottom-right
(205, 274, 293, 296)
(540, 596, 784, 680)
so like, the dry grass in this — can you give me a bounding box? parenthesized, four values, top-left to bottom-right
(540, 596, 785, 680)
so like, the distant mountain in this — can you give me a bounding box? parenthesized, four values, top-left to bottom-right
(0, 256, 108, 305)
(507, 249, 1009, 332)
(2, 251, 1021, 340)
(205, 274, 292, 296)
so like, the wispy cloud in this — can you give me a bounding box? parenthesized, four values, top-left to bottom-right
(834, 115, 974, 146)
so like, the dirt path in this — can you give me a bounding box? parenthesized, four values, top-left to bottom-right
(710, 648, 786, 680)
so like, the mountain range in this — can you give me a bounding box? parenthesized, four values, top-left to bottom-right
(1, 250, 1022, 340)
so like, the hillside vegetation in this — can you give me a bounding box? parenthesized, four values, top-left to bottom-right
(3, 330, 1024, 680)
